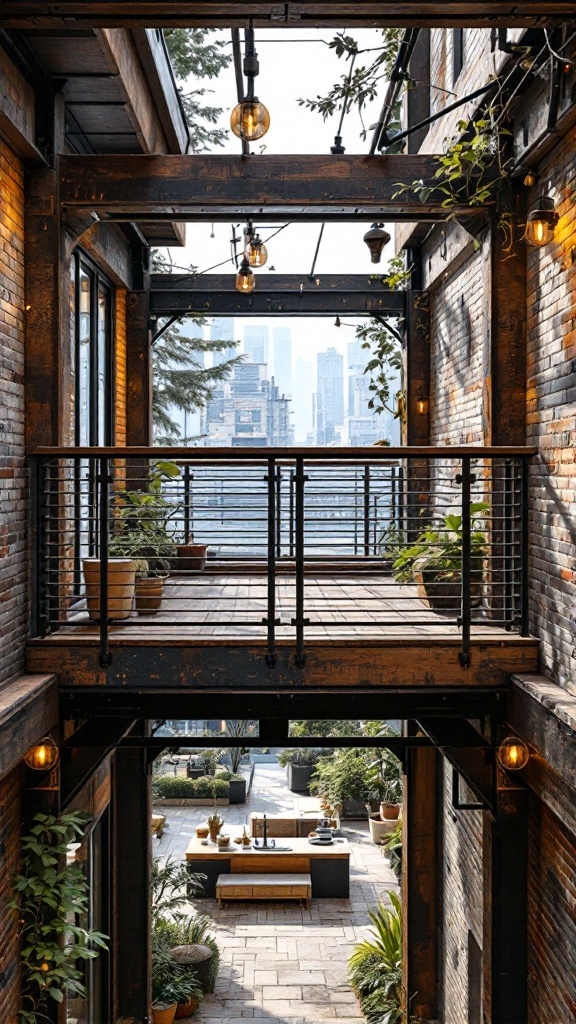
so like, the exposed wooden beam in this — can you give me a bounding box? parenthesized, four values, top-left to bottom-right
(58, 153, 477, 223)
(26, 636, 540, 690)
(150, 273, 406, 318)
(0, 1, 570, 29)
(0, 674, 57, 781)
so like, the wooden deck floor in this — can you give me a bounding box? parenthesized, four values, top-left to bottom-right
(50, 573, 518, 641)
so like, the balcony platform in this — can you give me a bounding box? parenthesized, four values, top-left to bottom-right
(26, 574, 538, 691)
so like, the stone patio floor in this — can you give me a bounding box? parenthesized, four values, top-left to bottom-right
(154, 762, 399, 1024)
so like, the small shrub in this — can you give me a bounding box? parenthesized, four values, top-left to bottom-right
(154, 775, 230, 799)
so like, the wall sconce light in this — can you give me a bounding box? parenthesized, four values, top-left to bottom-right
(525, 195, 558, 247)
(416, 392, 428, 415)
(363, 222, 391, 264)
(496, 735, 529, 771)
(235, 258, 255, 294)
(244, 232, 268, 268)
(24, 736, 60, 772)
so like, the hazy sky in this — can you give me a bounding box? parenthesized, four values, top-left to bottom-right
(166, 28, 394, 365)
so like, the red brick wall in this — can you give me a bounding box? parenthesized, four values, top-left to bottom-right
(526, 127, 576, 694)
(0, 767, 22, 1022)
(527, 797, 576, 1021)
(0, 138, 27, 684)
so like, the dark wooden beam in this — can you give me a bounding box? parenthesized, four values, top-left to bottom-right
(58, 154, 478, 223)
(482, 785, 529, 1024)
(403, 745, 439, 1020)
(60, 717, 137, 807)
(126, 290, 153, 445)
(26, 636, 540, 690)
(150, 274, 406, 318)
(489, 192, 527, 446)
(112, 740, 151, 1022)
(0, 2, 570, 29)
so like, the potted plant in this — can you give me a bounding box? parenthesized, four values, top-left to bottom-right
(110, 460, 182, 616)
(152, 938, 202, 1024)
(207, 810, 223, 843)
(310, 748, 376, 817)
(277, 747, 329, 793)
(82, 556, 137, 620)
(175, 536, 208, 573)
(218, 771, 246, 804)
(391, 502, 490, 612)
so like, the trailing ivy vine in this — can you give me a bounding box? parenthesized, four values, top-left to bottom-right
(9, 813, 108, 1024)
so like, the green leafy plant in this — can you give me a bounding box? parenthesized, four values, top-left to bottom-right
(152, 933, 202, 1009)
(154, 914, 220, 993)
(153, 775, 230, 799)
(111, 461, 181, 577)
(277, 747, 332, 768)
(9, 812, 108, 1024)
(151, 856, 204, 926)
(394, 106, 512, 211)
(391, 503, 490, 584)
(310, 748, 375, 804)
(348, 892, 403, 1023)
(382, 821, 403, 880)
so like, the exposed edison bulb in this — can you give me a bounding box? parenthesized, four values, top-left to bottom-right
(235, 259, 255, 294)
(525, 196, 558, 247)
(244, 235, 268, 267)
(496, 736, 529, 771)
(230, 98, 270, 142)
(24, 736, 60, 771)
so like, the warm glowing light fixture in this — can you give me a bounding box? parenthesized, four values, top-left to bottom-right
(363, 222, 391, 264)
(24, 736, 60, 771)
(416, 392, 429, 415)
(230, 27, 270, 143)
(496, 736, 529, 771)
(235, 258, 255, 294)
(525, 195, 558, 247)
(244, 233, 268, 267)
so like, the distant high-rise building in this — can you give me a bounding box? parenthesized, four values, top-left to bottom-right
(316, 347, 344, 445)
(243, 325, 269, 365)
(347, 339, 365, 415)
(210, 318, 236, 366)
(292, 357, 314, 443)
(273, 328, 292, 396)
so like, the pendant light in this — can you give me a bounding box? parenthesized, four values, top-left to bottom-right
(244, 232, 268, 268)
(230, 27, 270, 143)
(235, 258, 255, 294)
(525, 195, 558, 247)
(363, 222, 391, 263)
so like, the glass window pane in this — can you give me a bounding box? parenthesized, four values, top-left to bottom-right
(78, 268, 91, 447)
(97, 283, 109, 445)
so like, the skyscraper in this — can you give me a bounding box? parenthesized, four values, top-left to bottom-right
(243, 325, 269, 365)
(273, 327, 292, 396)
(316, 347, 344, 445)
(293, 357, 314, 443)
(210, 318, 237, 366)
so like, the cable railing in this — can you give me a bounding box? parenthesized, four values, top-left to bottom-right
(29, 445, 535, 668)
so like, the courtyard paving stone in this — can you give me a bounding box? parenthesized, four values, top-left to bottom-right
(155, 762, 398, 1024)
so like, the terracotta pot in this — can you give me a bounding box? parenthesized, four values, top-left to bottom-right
(82, 558, 136, 620)
(176, 543, 207, 572)
(135, 576, 164, 615)
(380, 802, 401, 821)
(175, 996, 200, 1019)
(196, 825, 209, 839)
(414, 569, 482, 613)
(152, 1003, 177, 1024)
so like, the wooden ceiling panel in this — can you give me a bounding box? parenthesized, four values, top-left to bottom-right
(0, 1, 572, 28)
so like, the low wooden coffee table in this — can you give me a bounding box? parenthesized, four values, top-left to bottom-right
(185, 836, 351, 898)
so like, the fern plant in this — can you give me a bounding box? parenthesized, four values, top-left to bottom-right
(348, 892, 403, 1024)
(9, 812, 108, 1024)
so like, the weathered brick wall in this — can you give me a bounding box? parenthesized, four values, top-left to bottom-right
(0, 766, 22, 1022)
(527, 797, 576, 1021)
(0, 138, 27, 684)
(429, 250, 486, 445)
(440, 759, 484, 1024)
(526, 127, 576, 694)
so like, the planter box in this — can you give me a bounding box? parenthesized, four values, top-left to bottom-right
(154, 798, 229, 807)
(368, 813, 398, 844)
(287, 763, 314, 793)
(228, 778, 247, 804)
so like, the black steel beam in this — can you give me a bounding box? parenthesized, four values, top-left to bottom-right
(150, 274, 406, 318)
(59, 687, 508, 724)
(60, 717, 136, 806)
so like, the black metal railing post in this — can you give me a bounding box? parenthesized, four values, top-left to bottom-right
(264, 457, 278, 666)
(98, 455, 111, 668)
(503, 459, 513, 630)
(459, 457, 471, 667)
(30, 456, 47, 637)
(275, 464, 282, 559)
(520, 456, 530, 636)
(363, 464, 371, 557)
(183, 464, 192, 543)
(289, 469, 295, 559)
(292, 456, 309, 667)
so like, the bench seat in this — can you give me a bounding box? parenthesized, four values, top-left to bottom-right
(216, 872, 312, 908)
